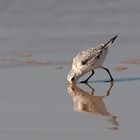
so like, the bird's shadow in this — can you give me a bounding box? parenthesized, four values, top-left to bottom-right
(87, 77, 140, 83)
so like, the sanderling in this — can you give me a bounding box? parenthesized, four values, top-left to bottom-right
(67, 35, 118, 83)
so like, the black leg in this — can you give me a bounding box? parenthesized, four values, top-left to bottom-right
(101, 82, 114, 98)
(105, 82, 114, 96)
(80, 70, 94, 83)
(102, 67, 114, 82)
(84, 83, 95, 95)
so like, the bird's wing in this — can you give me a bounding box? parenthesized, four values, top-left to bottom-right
(72, 35, 118, 67)
(96, 35, 118, 51)
(73, 48, 99, 66)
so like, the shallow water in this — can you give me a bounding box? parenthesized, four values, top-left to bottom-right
(0, 0, 140, 140)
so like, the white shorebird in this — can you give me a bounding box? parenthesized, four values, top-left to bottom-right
(67, 35, 118, 83)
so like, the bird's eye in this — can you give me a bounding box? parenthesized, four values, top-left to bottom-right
(81, 61, 86, 65)
(71, 77, 75, 81)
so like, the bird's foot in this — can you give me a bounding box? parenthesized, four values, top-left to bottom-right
(105, 79, 114, 82)
(80, 80, 88, 83)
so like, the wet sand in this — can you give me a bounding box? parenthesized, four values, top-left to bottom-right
(122, 58, 140, 64)
(0, 0, 140, 140)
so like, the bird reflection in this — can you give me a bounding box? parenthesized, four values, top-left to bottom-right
(67, 82, 119, 130)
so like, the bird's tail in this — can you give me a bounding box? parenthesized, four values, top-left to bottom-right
(98, 35, 118, 51)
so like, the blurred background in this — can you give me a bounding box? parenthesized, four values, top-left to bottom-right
(0, 0, 140, 64)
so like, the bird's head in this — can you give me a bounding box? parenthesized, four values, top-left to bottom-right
(67, 69, 81, 84)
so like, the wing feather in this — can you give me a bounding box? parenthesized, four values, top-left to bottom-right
(73, 48, 99, 66)
(73, 35, 117, 66)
